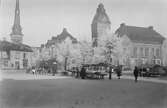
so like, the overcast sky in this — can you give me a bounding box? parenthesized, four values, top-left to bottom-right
(0, 0, 167, 47)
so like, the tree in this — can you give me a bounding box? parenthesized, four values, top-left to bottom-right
(93, 32, 119, 65)
(79, 41, 93, 64)
(56, 37, 83, 70)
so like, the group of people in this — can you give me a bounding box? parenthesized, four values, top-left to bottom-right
(71, 65, 122, 80)
(28, 64, 144, 82)
(27, 66, 57, 76)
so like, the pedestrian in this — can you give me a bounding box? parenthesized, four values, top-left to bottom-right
(32, 67, 36, 75)
(133, 66, 139, 82)
(76, 67, 80, 78)
(52, 65, 57, 76)
(109, 66, 113, 80)
(80, 67, 86, 79)
(116, 66, 121, 79)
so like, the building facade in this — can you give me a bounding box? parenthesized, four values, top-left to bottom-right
(38, 28, 79, 70)
(91, 3, 111, 47)
(40, 28, 78, 59)
(0, 41, 33, 69)
(115, 23, 165, 68)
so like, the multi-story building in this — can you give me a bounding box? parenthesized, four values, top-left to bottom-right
(38, 28, 79, 70)
(91, 3, 111, 47)
(40, 28, 78, 59)
(115, 23, 165, 68)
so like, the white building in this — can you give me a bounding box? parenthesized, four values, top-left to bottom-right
(0, 41, 33, 69)
(115, 23, 165, 68)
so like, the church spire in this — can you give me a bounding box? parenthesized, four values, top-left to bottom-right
(10, 0, 23, 44)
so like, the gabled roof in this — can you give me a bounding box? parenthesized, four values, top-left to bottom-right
(46, 28, 78, 47)
(115, 23, 165, 44)
(0, 40, 33, 52)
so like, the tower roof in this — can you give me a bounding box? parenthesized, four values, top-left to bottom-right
(11, 0, 23, 36)
(92, 3, 111, 24)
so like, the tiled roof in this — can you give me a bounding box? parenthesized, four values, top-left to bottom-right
(115, 24, 165, 44)
(46, 28, 78, 47)
(0, 40, 33, 52)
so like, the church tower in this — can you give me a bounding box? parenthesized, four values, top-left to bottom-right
(91, 3, 111, 47)
(10, 0, 23, 44)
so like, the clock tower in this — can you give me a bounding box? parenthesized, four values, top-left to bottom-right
(91, 3, 111, 47)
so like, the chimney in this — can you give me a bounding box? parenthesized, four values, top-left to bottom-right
(63, 28, 67, 32)
(3, 37, 6, 41)
(148, 26, 153, 30)
(120, 23, 125, 27)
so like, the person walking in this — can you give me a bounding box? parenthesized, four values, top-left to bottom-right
(133, 66, 139, 82)
(116, 66, 121, 79)
(109, 66, 113, 80)
(52, 64, 57, 76)
(32, 66, 36, 75)
(80, 67, 86, 79)
(76, 67, 80, 78)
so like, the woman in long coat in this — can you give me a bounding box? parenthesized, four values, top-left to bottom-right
(80, 67, 86, 79)
(116, 66, 121, 79)
(134, 66, 139, 82)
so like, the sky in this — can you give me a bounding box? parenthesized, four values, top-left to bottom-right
(0, 0, 167, 47)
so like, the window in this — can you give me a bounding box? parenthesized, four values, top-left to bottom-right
(23, 59, 28, 68)
(140, 47, 143, 57)
(123, 48, 126, 52)
(15, 52, 20, 59)
(156, 59, 161, 65)
(145, 48, 149, 57)
(23, 53, 26, 59)
(1, 52, 8, 58)
(156, 48, 160, 57)
(133, 47, 137, 58)
(4, 60, 8, 67)
(151, 48, 154, 56)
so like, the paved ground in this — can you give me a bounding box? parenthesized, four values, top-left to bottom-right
(0, 71, 69, 81)
(1, 70, 167, 108)
(1, 77, 167, 108)
(115, 74, 167, 84)
(0, 70, 167, 84)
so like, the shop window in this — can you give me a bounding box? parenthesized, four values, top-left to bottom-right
(4, 61, 8, 67)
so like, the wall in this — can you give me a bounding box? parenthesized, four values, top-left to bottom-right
(119, 35, 163, 69)
(0, 50, 32, 69)
(162, 39, 167, 66)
